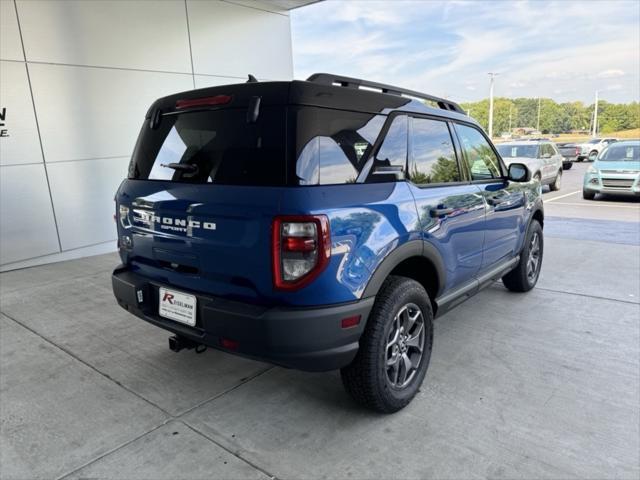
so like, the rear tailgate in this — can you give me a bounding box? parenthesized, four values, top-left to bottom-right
(117, 181, 282, 302)
(558, 144, 579, 159)
(117, 88, 288, 303)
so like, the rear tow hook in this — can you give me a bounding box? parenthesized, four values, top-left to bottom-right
(168, 335, 207, 354)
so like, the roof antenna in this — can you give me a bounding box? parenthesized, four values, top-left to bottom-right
(246, 74, 258, 83)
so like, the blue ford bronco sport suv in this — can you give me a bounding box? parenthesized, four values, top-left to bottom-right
(112, 74, 543, 412)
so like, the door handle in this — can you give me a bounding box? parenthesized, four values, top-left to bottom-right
(430, 207, 455, 217)
(486, 196, 504, 206)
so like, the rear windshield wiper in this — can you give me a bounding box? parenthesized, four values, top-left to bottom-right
(161, 163, 198, 173)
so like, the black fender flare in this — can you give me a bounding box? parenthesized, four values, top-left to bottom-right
(519, 200, 544, 253)
(362, 240, 446, 298)
(528, 199, 544, 230)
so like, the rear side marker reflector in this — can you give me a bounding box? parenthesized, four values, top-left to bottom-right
(341, 315, 361, 329)
(176, 95, 232, 109)
(221, 338, 239, 350)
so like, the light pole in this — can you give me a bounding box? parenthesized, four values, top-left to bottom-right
(592, 90, 599, 137)
(488, 73, 498, 138)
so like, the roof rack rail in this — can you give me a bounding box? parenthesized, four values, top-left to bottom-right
(306, 73, 465, 114)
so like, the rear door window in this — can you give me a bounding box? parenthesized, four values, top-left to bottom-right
(409, 117, 460, 185)
(129, 107, 286, 185)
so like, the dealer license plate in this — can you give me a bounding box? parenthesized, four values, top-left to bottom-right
(158, 287, 196, 326)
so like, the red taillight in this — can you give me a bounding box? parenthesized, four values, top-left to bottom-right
(175, 95, 232, 109)
(272, 215, 330, 291)
(283, 237, 316, 252)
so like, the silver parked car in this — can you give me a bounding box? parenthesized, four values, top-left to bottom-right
(496, 140, 564, 191)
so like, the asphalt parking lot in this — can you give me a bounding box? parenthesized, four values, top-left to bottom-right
(1, 161, 639, 480)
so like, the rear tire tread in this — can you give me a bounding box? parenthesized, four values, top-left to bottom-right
(341, 276, 433, 413)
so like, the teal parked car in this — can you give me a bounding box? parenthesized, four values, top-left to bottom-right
(583, 140, 640, 200)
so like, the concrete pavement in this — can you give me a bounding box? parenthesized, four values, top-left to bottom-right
(1, 167, 639, 478)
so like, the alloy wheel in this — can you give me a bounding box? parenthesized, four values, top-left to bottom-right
(527, 231, 541, 282)
(385, 303, 425, 389)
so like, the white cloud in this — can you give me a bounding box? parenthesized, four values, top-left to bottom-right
(291, 0, 640, 103)
(597, 69, 625, 78)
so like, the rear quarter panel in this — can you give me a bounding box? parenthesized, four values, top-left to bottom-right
(278, 182, 420, 306)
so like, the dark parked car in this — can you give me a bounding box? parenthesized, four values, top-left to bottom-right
(556, 143, 580, 170)
(112, 73, 544, 412)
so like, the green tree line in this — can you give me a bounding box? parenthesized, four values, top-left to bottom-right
(458, 98, 640, 135)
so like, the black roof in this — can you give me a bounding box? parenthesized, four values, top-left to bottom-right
(148, 73, 475, 125)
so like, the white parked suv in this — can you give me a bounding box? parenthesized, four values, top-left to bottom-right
(496, 140, 564, 191)
(577, 138, 617, 161)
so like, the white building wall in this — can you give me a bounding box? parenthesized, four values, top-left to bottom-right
(0, 0, 294, 271)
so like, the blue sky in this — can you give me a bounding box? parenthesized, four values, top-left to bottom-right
(291, 0, 640, 104)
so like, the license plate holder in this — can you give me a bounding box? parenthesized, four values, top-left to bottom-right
(158, 287, 197, 326)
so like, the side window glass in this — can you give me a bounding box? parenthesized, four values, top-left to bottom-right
(543, 144, 553, 157)
(409, 118, 460, 184)
(319, 137, 358, 184)
(368, 115, 407, 182)
(293, 108, 385, 185)
(455, 124, 501, 180)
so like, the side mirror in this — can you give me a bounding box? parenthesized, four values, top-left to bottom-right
(508, 163, 531, 182)
(588, 151, 598, 161)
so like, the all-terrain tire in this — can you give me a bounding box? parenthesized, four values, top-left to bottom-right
(563, 162, 573, 170)
(502, 220, 543, 292)
(341, 276, 433, 413)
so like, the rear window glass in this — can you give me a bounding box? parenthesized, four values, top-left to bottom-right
(292, 107, 385, 185)
(129, 107, 286, 185)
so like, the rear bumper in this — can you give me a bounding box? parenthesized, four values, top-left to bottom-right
(112, 266, 374, 371)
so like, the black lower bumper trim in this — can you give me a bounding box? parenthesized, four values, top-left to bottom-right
(112, 266, 374, 371)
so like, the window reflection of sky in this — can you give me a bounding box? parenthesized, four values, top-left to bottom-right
(376, 116, 407, 167)
(319, 137, 357, 184)
(296, 114, 386, 185)
(148, 126, 187, 180)
(412, 119, 453, 167)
